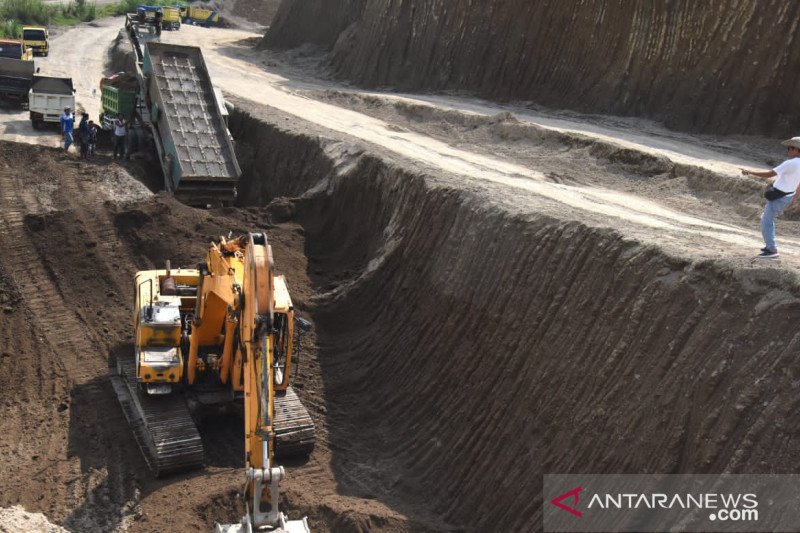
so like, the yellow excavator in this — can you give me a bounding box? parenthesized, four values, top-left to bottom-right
(111, 233, 313, 532)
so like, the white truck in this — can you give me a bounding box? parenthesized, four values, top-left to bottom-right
(28, 75, 74, 129)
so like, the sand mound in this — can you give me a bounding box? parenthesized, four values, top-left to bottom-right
(0, 507, 69, 533)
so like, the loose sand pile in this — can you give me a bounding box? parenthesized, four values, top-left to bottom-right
(0, 506, 70, 533)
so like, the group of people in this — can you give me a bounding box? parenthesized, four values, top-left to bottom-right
(59, 106, 129, 160)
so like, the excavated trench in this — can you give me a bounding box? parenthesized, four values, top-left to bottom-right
(228, 105, 800, 531)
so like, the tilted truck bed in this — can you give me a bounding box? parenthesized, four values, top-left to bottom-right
(143, 42, 240, 206)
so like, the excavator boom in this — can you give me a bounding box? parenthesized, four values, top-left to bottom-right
(216, 233, 309, 532)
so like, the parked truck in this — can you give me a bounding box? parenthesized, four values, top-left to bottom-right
(0, 39, 33, 61)
(29, 76, 75, 129)
(21, 26, 49, 56)
(99, 73, 138, 129)
(160, 6, 181, 30)
(0, 57, 35, 105)
(179, 4, 219, 27)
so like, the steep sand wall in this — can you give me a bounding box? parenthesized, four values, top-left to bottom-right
(232, 0, 282, 27)
(264, 0, 800, 137)
(230, 105, 800, 531)
(262, 0, 366, 50)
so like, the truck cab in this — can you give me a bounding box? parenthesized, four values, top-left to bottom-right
(21, 27, 48, 57)
(0, 39, 33, 61)
(136, 5, 160, 24)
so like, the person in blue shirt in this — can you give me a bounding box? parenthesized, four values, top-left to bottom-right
(60, 107, 75, 152)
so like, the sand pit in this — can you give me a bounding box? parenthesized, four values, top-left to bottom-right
(2, 8, 800, 533)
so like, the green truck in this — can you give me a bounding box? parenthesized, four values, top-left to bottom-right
(99, 74, 138, 129)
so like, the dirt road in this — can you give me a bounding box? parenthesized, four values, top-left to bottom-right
(0, 19, 119, 147)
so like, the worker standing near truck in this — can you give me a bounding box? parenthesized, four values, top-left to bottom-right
(113, 113, 128, 159)
(87, 120, 98, 158)
(78, 113, 90, 159)
(60, 106, 74, 152)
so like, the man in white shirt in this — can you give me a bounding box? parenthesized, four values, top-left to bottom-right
(113, 113, 127, 159)
(741, 137, 800, 258)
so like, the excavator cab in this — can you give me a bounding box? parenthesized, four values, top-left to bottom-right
(133, 263, 198, 395)
(136, 299, 182, 394)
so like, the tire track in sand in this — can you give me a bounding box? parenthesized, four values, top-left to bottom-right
(0, 163, 139, 531)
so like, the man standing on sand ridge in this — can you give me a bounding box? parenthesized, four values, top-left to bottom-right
(741, 137, 800, 259)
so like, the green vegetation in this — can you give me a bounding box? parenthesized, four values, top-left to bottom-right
(51, 0, 97, 25)
(2, 0, 50, 26)
(1, 19, 23, 39)
(0, 0, 95, 35)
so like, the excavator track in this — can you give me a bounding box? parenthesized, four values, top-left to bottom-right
(110, 353, 205, 476)
(274, 387, 315, 459)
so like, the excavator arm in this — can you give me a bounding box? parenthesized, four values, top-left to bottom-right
(216, 233, 309, 533)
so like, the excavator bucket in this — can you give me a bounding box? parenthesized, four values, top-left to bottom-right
(215, 514, 310, 533)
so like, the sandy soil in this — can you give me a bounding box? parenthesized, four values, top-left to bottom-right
(0, 506, 70, 532)
(3, 15, 800, 533)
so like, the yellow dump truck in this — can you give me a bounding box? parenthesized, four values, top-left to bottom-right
(180, 4, 219, 27)
(160, 6, 181, 30)
(22, 27, 48, 56)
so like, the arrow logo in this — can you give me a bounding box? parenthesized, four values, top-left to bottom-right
(551, 486, 583, 517)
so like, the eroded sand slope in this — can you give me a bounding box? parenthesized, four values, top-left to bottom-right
(266, 0, 800, 136)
